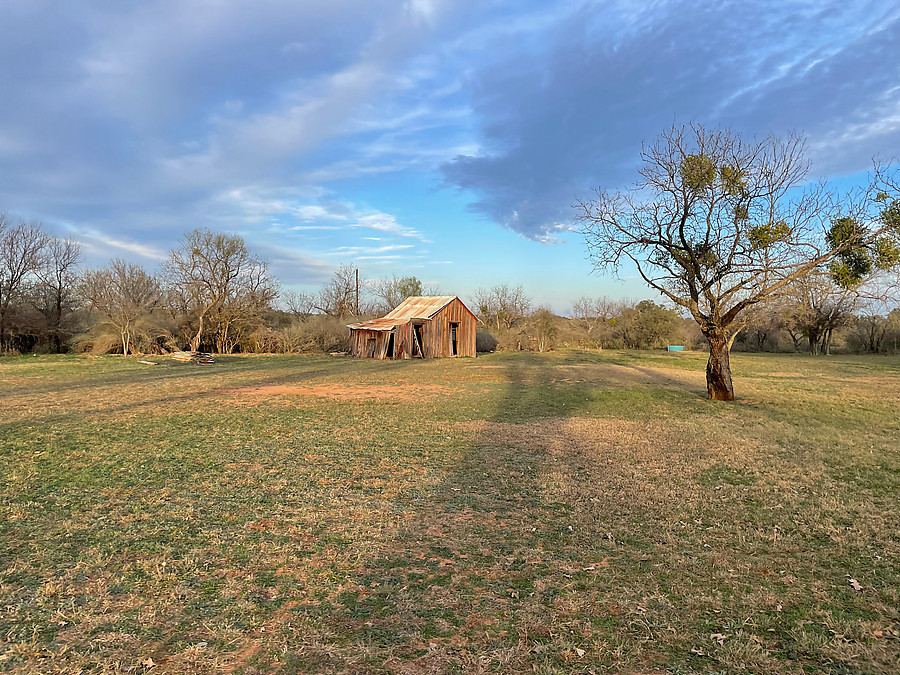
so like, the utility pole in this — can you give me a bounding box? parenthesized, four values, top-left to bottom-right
(355, 268, 359, 316)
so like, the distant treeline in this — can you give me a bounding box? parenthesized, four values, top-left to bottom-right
(2, 217, 897, 356)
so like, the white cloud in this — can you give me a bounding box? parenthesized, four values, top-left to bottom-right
(356, 254, 426, 261)
(330, 244, 416, 255)
(353, 213, 424, 239)
(75, 228, 167, 262)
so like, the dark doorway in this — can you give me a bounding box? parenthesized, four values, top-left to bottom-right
(366, 337, 376, 358)
(449, 322, 459, 356)
(386, 331, 395, 359)
(412, 323, 425, 357)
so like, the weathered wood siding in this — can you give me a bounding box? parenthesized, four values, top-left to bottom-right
(422, 297, 476, 358)
(348, 297, 476, 359)
(349, 329, 393, 359)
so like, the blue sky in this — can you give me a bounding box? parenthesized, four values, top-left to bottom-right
(1, 0, 898, 312)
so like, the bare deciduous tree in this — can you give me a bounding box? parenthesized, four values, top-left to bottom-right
(370, 275, 438, 314)
(82, 259, 163, 356)
(737, 302, 786, 352)
(33, 237, 82, 352)
(529, 307, 558, 352)
(853, 313, 890, 353)
(496, 284, 530, 330)
(577, 124, 900, 400)
(472, 284, 530, 331)
(472, 287, 498, 328)
(315, 264, 359, 318)
(211, 263, 278, 353)
(571, 296, 622, 346)
(281, 290, 318, 318)
(785, 277, 859, 355)
(165, 228, 274, 352)
(0, 217, 50, 350)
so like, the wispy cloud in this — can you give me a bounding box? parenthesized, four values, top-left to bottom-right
(74, 228, 167, 262)
(330, 244, 416, 255)
(356, 254, 427, 261)
(352, 213, 426, 239)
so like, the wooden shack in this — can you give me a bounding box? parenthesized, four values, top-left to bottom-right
(347, 296, 477, 359)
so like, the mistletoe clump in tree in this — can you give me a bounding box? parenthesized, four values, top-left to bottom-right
(577, 124, 899, 401)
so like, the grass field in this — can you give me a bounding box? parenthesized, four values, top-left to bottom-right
(2, 350, 899, 674)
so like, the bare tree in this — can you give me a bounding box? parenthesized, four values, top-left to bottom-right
(211, 263, 278, 353)
(529, 307, 558, 352)
(82, 259, 163, 356)
(472, 284, 530, 331)
(33, 236, 82, 352)
(165, 228, 274, 352)
(577, 124, 900, 400)
(853, 313, 890, 353)
(472, 287, 499, 328)
(0, 217, 50, 350)
(370, 275, 438, 314)
(496, 284, 530, 330)
(571, 296, 621, 345)
(315, 264, 359, 318)
(784, 276, 859, 355)
(281, 290, 318, 318)
(737, 302, 786, 352)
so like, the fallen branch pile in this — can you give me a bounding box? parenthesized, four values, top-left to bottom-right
(170, 351, 215, 364)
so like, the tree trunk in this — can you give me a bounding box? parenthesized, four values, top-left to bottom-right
(706, 336, 734, 401)
(808, 329, 820, 355)
(191, 311, 206, 352)
(53, 287, 63, 353)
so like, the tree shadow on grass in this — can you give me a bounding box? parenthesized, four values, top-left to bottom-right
(244, 355, 695, 673)
(255, 354, 887, 674)
(6, 353, 893, 674)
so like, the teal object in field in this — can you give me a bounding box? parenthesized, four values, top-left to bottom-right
(667, 345, 685, 351)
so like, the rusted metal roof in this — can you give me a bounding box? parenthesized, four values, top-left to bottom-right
(346, 317, 409, 331)
(384, 296, 458, 320)
(347, 296, 458, 331)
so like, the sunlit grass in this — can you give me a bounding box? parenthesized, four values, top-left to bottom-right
(1, 350, 898, 673)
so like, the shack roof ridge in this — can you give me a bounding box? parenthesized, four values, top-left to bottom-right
(348, 295, 474, 331)
(382, 295, 459, 320)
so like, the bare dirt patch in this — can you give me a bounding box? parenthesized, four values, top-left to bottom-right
(230, 382, 452, 402)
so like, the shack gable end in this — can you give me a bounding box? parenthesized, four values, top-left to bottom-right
(424, 298, 476, 358)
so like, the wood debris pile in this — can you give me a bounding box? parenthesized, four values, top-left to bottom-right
(170, 351, 215, 364)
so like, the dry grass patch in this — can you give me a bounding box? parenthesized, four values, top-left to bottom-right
(1, 350, 899, 673)
(230, 382, 452, 402)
